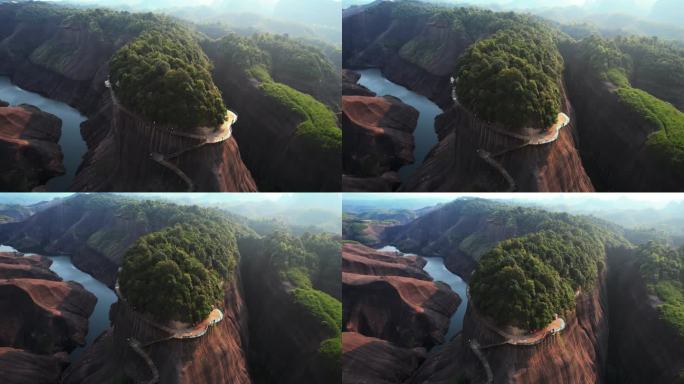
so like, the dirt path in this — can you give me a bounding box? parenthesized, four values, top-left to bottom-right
(106, 80, 236, 191)
(475, 113, 570, 191)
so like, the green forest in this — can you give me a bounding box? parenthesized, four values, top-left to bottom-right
(254, 231, 342, 367)
(109, 22, 227, 129)
(636, 241, 684, 337)
(470, 225, 609, 329)
(455, 25, 563, 129)
(116, 204, 242, 323)
(206, 33, 341, 153)
(572, 35, 684, 176)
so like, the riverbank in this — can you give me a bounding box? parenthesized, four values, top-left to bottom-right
(0, 76, 87, 191)
(377, 245, 468, 338)
(0, 244, 115, 359)
(357, 69, 443, 181)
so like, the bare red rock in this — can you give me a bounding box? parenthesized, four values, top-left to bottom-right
(343, 242, 429, 279)
(63, 274, 252, 384)
(0, 104, 64, 191)
(0, 347, 68, 384)
(402, 91, 595, 192)
(342, 243, 460, 349)
(342, 332, 426, 384)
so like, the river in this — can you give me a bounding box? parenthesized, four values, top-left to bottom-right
(0, 76, 87, 191)
(356, 69, 443, 181)
(377, 245, 468, 340)
(0, 244, 117, 359)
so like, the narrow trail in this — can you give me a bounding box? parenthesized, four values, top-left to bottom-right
(469, 340, 494, 384)
(114, 275, 225, 384)
(106, 80, 236, 191)
(475, 113, 570, 191)
(128, 338, 160, 384)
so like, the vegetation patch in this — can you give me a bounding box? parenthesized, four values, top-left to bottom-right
(110, 23, 226, 129)
(206, 33, 341, 152)
(119, 217, 240, 323)
(455, 25, 563, 129)
(577, 35, 684, 176)
(292, 287, 342, 336)
(636, 241, 684, 338)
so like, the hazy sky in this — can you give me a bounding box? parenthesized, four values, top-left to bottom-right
(343, 193, 684, 209)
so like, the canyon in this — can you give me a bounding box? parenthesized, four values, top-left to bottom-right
(342, 70, 419, 191)
(342, 0, 683, 192)
(0, 251, 96, 384)
(0, 1, 338, 192)
(0, 194, 341, 383)
(0, 101, 64, 191)
(342, 198, 684, 384)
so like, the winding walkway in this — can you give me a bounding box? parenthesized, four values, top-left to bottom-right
(466, 291, 567, 383)
(114, 276, 224, 383)
(476, 113, 570, 191)
(105, 80, 237, 191)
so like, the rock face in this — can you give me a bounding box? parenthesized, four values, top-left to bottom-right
(0, 252, 95, 384)
(343, 1, 455, 108)
(342, 332, 426, 384)
(342, 242, 460, 383)
(563, 45, 682, 191)
(0, 347, 68, 384)
(342, 92, 418, 187)
(341, 69, 419, 191)
(0, 103, 64, 191)
(204, 45, 341, 192)
(71, 92, 257, 192)
(63, 273, 251, 384)
(241, 240, 340, 384)
(410, 272, 609, 384)
(402, 90, 595, 192)
(0, 252, 96, 355)
(0, 2, 259, 192)
(606, 247, 684, 384)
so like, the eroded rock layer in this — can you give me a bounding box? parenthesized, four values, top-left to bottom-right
(0, 103, 64, 191)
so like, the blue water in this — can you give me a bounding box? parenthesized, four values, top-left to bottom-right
(357, 69, 443, 181)
(377, 245, 468, 340)
(0, 244, 116, 358)
(0, 76, 87, 191)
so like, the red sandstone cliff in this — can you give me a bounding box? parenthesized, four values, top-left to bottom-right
(63, 274, 252, 384)
(342, 242, 460, 383)
(402, 88, 595, 192)
(410, 273, 609, 384)
(0, 103, 64, 191)
(606, 248, 684, 383)
(342, 90, 419, 191)
(0, 252, 95, 384)
(72, 93, 257, 192)
(0, 252, 96, 355)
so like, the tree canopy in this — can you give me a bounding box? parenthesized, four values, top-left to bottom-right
(455, 26, 563, 129)
(119, 216, 240, 324)
(636, 241, 684, 338)
(471, 226, 607, 330)
(110, 23, 226, 130)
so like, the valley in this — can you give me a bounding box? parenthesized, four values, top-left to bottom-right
(342, 194, 684, 383)
(342, 0, 684, 192)
(0, 193, 342, 384)
(0, 1, 341, 192)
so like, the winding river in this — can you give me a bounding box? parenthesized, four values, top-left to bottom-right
(377, 245, 468, 340)
(0, 76, 87, 191)
(0, 244, 116, 359)
(356, 69, 443, 181)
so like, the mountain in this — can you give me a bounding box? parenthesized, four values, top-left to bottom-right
(342, 197, 684, 383)
(0, 193, 342, 383)
(0, 1, 339, 192)
(342, 0, 684, 192)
